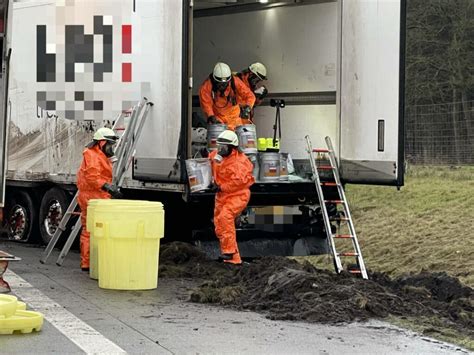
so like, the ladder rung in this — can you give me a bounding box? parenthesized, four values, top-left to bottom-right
(320, 182, 337, 187)
(317, 165, 334, 170)
(330, 217, 350, 222)
(333, 234, 353, 239)
(313, 148, 329, 153)
(325, 200, 344, 204)
(348, 269, 362, 274)
(114, 128, 126, 131)
(338, 252, 359, 257)
(71, 212, 81, 216)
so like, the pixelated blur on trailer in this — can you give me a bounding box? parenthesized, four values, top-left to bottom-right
(30, 0, 145, 121)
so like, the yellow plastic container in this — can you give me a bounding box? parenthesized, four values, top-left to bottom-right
(0, 310, 44, 335)
(0, 295, 18, 318)
(265, 138, 280, 152)
(17, 301, 27, 311)
(93, 200, 164, 290)
(87, 199, 154, 280)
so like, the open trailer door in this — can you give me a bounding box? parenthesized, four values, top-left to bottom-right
(132, 0, 188, 184)
(338, 0, 405, 186)
(0, 0, 11, 206)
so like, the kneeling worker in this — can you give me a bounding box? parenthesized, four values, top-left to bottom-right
(199, 62, 255, 130)
(76, 127, 122, 271)
(210, 130, 255, 264)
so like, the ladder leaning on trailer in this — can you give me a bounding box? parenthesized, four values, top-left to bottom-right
(305, 135, 368, 280)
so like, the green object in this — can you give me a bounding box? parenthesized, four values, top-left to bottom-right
(265, 138, 280, 152)
(257, 138, 267, 151)
(257, 137, 280, 152)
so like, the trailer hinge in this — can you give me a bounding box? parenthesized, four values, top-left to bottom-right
(190, 0, 194, 8)
(189, 77, 193, 89)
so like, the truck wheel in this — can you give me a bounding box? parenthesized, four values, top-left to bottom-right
(5, 191, 38, 243)
(39, 187, 71, 245)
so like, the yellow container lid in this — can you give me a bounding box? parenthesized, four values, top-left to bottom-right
(16, 301, 27, 311)
(0, 310, 44, 335)
(0, 295, 18, 318)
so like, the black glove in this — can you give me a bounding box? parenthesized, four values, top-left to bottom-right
(102, 183, 123, 199)
(208, 184, 221, 193)
(207, 115, 219, 124)
(240, 105, 251, 119)
(254, 86, 268, 100)
(199, 147, 209, 158)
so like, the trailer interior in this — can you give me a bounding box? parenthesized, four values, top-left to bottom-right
(190, 0, 338, 206)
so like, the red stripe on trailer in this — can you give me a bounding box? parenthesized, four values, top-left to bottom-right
(122, 63, 132, 82)
(122, 25, 132, 53)
(313, 148, 329, 153)
(317, 165, 333, 170)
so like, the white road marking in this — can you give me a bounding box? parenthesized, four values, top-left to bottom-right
(6, 270, 127, 355)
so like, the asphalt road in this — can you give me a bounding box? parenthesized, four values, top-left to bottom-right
(0, 241, 469, 355)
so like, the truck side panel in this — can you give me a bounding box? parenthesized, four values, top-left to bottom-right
(7, 0, 183, 186)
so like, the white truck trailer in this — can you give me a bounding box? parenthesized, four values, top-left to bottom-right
(0, 0, 405, 255)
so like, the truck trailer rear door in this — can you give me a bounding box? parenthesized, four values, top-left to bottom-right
(338, 0, 405, 186)
(0, 0, 11, 206)
(132, 0, 187, 183)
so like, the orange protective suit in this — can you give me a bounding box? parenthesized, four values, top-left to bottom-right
(237, 71, 263, 124)
(76, 143, 112, 268)
(199, 75, 255, 130)
(210, 149, 255, 264)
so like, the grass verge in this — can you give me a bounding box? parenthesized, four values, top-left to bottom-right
(304, 166, 474, 350)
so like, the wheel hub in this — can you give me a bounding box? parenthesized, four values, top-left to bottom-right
(8, 205, 27, 241)
(44, 200, 63, 237)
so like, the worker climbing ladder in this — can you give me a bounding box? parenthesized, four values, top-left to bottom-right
(40, 98, 153, 265)
(305, 135, 368, 279)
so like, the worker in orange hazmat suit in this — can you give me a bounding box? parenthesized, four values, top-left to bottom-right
(237, 62, 268, 123)
(199, 62, 255, 130)
(209, 130, 255, 264)
(76, 127, 121, 271)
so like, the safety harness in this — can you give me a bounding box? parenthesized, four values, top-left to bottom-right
(209, 73, 238, 107)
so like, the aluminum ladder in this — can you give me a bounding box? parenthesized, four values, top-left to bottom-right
(40, 98, 153, 265)
(305, 135, 368, 279)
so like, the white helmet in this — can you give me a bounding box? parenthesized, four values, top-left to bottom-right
(93, 127, 118, 142)
(213, 62, 232, 83)
(249, 62, 267, 80)
(217, 130, 239, 147)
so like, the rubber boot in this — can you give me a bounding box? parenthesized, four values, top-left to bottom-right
(223, 251, 242, 265)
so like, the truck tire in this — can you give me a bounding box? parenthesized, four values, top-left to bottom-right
(39, 187, 72, 245)
(5, 190, 38, 243)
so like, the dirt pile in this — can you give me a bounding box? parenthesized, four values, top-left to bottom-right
(159, 242, 230, 279)
(159, 242, 473, 335)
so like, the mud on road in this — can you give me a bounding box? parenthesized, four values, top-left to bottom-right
(159, 242, 473, 343)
